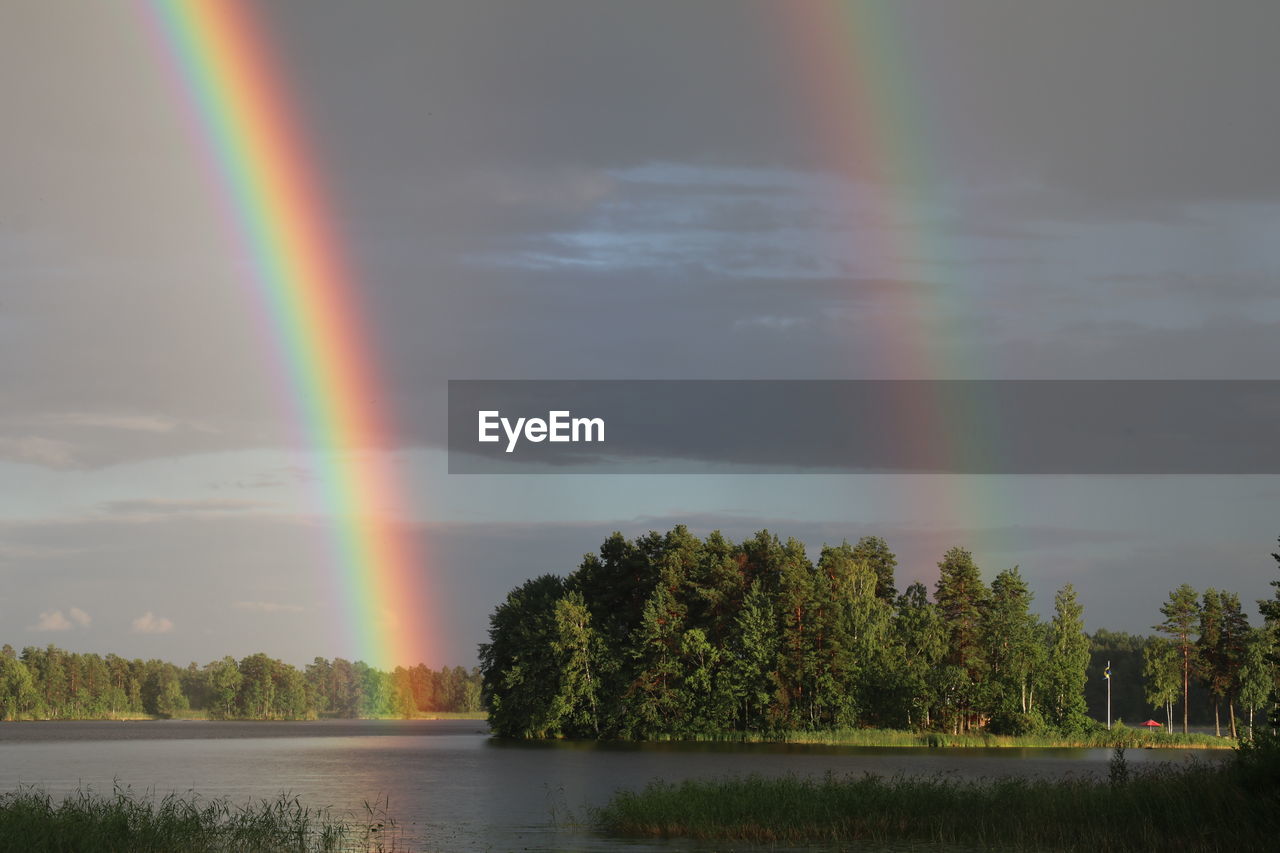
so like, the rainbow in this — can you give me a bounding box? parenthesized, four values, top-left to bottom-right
(143, 0, 428, 670)
(775, 2, 1006, 548)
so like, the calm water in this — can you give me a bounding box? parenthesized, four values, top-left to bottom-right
(0, 720, 1226, 851)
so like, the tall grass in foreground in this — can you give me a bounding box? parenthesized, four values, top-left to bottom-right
(0, 784, 402, 853)
(596, 742, 1280, 851)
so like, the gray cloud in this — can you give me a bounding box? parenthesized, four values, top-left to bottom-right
(233, 601, 304, 614)
(2, 1, 1278, 667)
(3, 1, 1279, 469)
(100, 499, 269, 517)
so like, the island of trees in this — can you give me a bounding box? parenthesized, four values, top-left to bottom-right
(0, 648, 481, 720)
(480, 526, 1280, 740)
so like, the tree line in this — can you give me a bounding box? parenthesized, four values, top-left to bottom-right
(1143, 582, 1277, 737)
(0, 645, 481, 720)
(480, 526, 1280, 740)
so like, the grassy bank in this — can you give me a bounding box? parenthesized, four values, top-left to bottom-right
(640, 725, 1232, 749)
(0, 785, 400, 853)
(596, 742, 1280, 851)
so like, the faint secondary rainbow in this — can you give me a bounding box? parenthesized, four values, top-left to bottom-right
(774, 2, 1008, 553)
(143, 0, 428, 669)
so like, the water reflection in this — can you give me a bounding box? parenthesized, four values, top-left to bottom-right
(0, 720, 1227, 852)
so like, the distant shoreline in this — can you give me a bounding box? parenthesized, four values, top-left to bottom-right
(509, 725, 1236, 750)
(0, 711, 489, 723)
(0, 716, 1235, 749)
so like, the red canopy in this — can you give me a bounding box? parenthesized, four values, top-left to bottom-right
(1140, 719, 1162, 728)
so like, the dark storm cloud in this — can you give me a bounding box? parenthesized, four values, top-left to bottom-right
(275, 0, 1280, 211)
(3, 0, 1279, 472)
(997, 318, 1280, 380)
(897, 1, 1280, 211)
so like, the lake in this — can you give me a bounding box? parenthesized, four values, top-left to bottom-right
(0, 720, 1227, 851)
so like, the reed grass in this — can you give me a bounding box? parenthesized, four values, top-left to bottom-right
(646, 725, 1230, 749)
(0, 784, 402, 853)
(595, 746, 1277, 851)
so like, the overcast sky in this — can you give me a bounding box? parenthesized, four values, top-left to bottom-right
(2, 1, 1278, 667)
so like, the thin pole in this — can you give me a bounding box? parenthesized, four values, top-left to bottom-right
(1106, 660, 1111, 731)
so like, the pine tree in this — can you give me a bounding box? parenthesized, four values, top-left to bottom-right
(1257, 536, 1280, 626)
(774, 537, 817, 728)
(1218, 592, 1250, 738)
(1156, 584, 1201, 734)
(626, 583, 686, 736)
(1043, 585, 1090, 733)
(850, 536, 899, 601)
(730, 579, 780, 731)
(1196, 589, 1226, 736)
(934, 547, 988, 731)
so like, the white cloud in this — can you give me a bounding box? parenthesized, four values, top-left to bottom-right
(68, 606, 91, 627)
(130, 611, 174, 634)
(233, 600, 304, 614)
(32, 610, 72, 631)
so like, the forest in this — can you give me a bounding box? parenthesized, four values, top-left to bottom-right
(480, 526, 1280, 739)
(0, 646, 481, 720)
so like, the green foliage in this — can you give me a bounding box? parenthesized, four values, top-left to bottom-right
(479, 574, 567, 737)
(890, 582, 946, 728)
(1233, 707, 1280, 791)
(1144, 637, 1181, 728)
(0, 784, 396, 853)
(933, 547, 988, 732)
(1237, 628, 1277, 733)
(729, 580, 780, 733)
(983, 567, 1043, 726)
(1043, 584, 1091, 733)
(0, 655, 37, 721)
(595, 756, 1280, 849)
(487, 527, 1242, 742)
(1156, 583, 1201, 733)
(0, 644, 480, 721)
(551, 590, 603, 736)
(484, 530, 1280, 742)
(849, 535, 898, 601)
(1257, 536, 1280, 628)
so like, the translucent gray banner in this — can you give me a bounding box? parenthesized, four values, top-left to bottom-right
(447, 380, 1280, 474)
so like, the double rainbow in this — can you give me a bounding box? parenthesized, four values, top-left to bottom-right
(142, 0, 1010, 667)
(145, 0, 427, 670)
(777, 2, 1006, 547)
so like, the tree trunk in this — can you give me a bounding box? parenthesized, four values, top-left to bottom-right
(1214, 701, 1221, 738)
(1182, 646, 1190, 734)
(1228, 700, 1236, 740)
